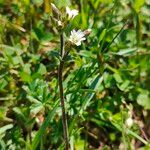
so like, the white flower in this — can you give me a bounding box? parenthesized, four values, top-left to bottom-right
(125, 117, 133, 128)
(66, 6, 78, 20)
(69, 30, 86, 46)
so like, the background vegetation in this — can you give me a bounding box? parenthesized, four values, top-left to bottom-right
(0, 0, 150, 149)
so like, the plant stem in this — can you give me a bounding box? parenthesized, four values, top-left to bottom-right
(29, 128, 32, 144)
(60, 33, 64, 56)
(58, 33, 69, 150)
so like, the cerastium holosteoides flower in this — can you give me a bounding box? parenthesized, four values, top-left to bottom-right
(50, 3, 91, 150)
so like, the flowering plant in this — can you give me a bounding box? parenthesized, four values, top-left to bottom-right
(50, 3, 91, 150)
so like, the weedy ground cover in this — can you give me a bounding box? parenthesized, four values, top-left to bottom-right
(0, 0, 150, 149)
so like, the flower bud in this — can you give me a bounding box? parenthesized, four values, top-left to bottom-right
(50, 16, 63, 28)
(84, 29, 92, 36)
(51, 3, 61, 19)
(57, 20, 62, 27)
(125, 117, 133, 128)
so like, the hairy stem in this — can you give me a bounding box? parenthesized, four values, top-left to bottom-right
(58, 33, 69, 150)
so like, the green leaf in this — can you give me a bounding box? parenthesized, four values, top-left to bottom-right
(0, 79, 8, 90)
(137, 91, 150, 109)
(133, 0, 145, 13)
(103, 72, 113, 88)
(23, 64, 31, 74)
(113, 48, 137, 56)
(41, 33, 53, 42)
(13, 107, 26, 122)
(127, 129, 148, 145)
(99, 29, 107, 43)
(54, 0, 71, 7)
(20, 72, 32, 83)
(32, 0, 43, 6)
(12, 56, 23, 65)
(78, 50, 94, 58)
(111, 114, 148, 145)
(0, 107, 8, 121)
(0, 44, 22, 55)
(22, 0, 30, 5)
(99, 0, 112, 3)
(37, 63, 47, 75)
(113, 73, 123, 83)
(30, 103, 44, 115)
(80, 74, 103, 113)
(117, 80, 131, 92)
(0, 124, 13, 135)
(74, 139, 84, 150)
(32, 101, 59, 150)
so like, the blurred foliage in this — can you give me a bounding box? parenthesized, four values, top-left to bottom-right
(0, 0, 150, 149)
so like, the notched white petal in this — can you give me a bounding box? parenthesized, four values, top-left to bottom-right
(69, 30, 86, 46)
(66, 6, 78, 20)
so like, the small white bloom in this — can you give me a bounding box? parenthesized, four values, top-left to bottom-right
(57, 20, 62, 26)
(125, 117, 133, 128)
(69, 30, 86, 46)
(66, 6, 78, 20)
